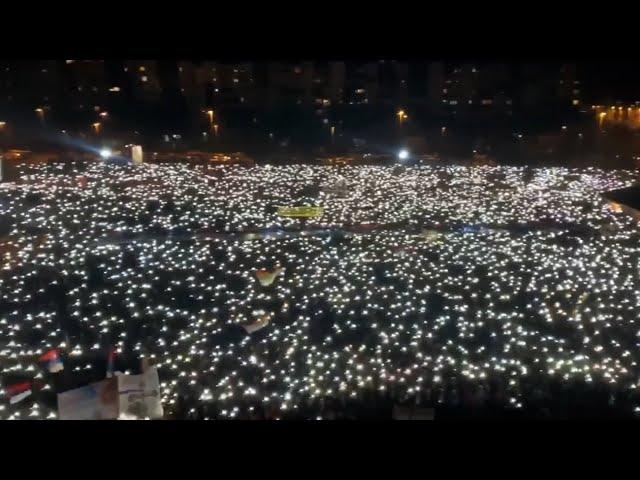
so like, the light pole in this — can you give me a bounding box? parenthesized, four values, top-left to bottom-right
(35, 107, 45, 125)
(204, 109, 215, 133)
(93, 122, 101, 135)
(397, 109, 407, 126)
(598, 112, 606, 130)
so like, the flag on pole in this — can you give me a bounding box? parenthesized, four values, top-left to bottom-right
(6, 381, 32, 405)
(39, 348, 64, 373)
(243, 312, 272, 334)
(255, 267, 284, 287)
(106, 347, 116, 378)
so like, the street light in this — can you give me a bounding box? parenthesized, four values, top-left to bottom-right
(99, 111, 108, 118)
(213, 124, 219, 137)
(99, 148, 112, 159)
(205, 110, 214, 124)
(35, 107, 45, 124)
(93, 122, 101, 134)
(598, 112, 606, 129)
(398, 149, 409, 160)
(397, 109, 408, 125)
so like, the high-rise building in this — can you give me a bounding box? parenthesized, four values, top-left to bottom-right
(426, 62, 445, 110)
(178, 61, 213, 112)
(344, 62, 379, 104)
(558, 63, 581, 107)
(266, 62, 314, 106)
(378, 61, 408, 105)
(0, 61, 64, 123)
(61, 60, 108, 113)
(311, 62, 345, 107)
(125, 60, 162, 104)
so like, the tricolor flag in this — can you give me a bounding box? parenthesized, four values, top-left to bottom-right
(255, 267, 284, 287)
(106, 347, 116, 378)
(40, 349, 64, 373)
(6, 381, 32, 405)
(243, 312, 272, 334)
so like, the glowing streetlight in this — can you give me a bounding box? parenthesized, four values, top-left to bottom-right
(598, 112, 606, 129)
(397, 109, 408, 125)
(93, 122, 101, 134)
(35, 107, 45, 123)
(99, 148, 112, 159)
(398, 149, 409, 160)
(213, 124, 219, 137)
(0, 121, 5, 129)
(99, 111, 108, 118)
(205, 110, 214, 124)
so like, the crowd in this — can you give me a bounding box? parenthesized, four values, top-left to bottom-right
(0, 161, 639, 419)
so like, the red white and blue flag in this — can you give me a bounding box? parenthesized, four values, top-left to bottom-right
(6, 381, 32, 404)
(40, 348, 64, 373)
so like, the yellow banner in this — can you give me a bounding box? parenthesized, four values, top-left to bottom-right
(277, 206, 324, 218)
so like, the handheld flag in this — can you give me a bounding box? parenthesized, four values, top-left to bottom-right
(40, 348, 64, 373)
(243, 312, 272, 334)
(255, 267, 284, 287)
(6, 381, 32, 405)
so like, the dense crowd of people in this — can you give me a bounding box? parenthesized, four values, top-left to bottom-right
(1, 161, 639, 419)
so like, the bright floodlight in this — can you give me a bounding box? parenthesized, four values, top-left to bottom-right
(398, 149, 409, 160)
(100, 148, 112, 159)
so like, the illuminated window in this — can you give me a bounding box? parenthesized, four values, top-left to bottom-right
(139, 66, 146, 72)
(233, 78, 239, 83)
(572, 99, 580, 105)
(449, 100, 458, 105)
(66, 60, 75, 64)
(141, 76, 148, 82)
(109, 86, 121, 92)
(481, 99, 493, 105)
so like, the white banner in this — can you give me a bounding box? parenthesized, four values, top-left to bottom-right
(57, 378, 119, 420)
(117, 367, 164, 420)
